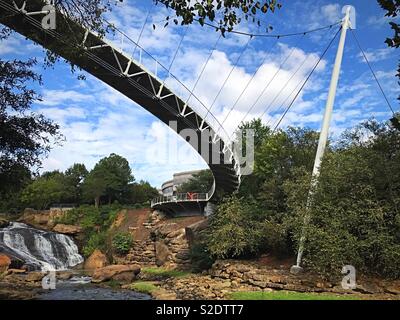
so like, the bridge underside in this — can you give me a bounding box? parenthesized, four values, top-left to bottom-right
(152, 201, 208, 217)
(0, 0, 241, 216)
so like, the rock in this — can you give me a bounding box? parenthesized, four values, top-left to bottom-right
(152, 288, 177, 300)
(7, 269, 26, 274)
(0, 254, 11, 272)
(355, 282, 384, 294)
(384, 284, 400, 295)
(155, 223, 178, 237)
(84, 249, 108, 270)
(0, 218, 9, 228)
(53, 224, 82, 235)
(185, 219, 208, 246)
(92, 264, 141, 283)
(26, 271, 45, 282)
(57, 271, 74, 280)
(155, 241, 171, 267)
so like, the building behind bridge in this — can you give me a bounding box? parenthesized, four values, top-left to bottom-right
(160, 169, 202, 197)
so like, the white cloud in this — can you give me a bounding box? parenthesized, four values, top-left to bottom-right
(358, 48, 394, 63)
(37, 90, 93, 106)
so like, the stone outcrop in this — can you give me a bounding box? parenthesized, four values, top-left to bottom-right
(208, 260, 400, 296)
(185, 219, 208, 246)
(92, 264, 141, 283)
(0, 254, 11, 272)
(19, 208, 73, 229)
(116, 211, 196, 270)
(152, 223, 191, 270)
(53, 224, 82, 235)
(0, 218, 9, 228)
(160, 275, 255, 300)
(84, 249, 108, 270)
(26, 271, 45, 282)
(117, 239, 156, 266)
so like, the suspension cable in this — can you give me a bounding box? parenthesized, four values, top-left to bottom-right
(232, 33, 307, 134)
(272, 26, 342, 132)
(185, 33, 222, 105)
(349, 28, 396, 116)
(220, 37, 280, 127)
(167, 25, 189, 73)
(131, 9, 151, 59)
(195, 18, 341, 38)
(203, 35, 253, 121)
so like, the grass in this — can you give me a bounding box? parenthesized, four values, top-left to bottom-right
(229, 291, 360, 300)
(142, 267, 191, 278)
(129, 281, 158, 294)
(105, 279, 121, 289)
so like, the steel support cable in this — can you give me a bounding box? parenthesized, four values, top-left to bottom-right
(219, 37, 280, 128)
(272, 26, 342, 132)
(131, 9, 152, 59)
(230, 33, 306, 138)
(185, 33, 222, 105)
(255, 49, 310, 121)
(262, 26, 339, 125)
(349, 28, 396, 116)
(236, 27, 342, 187)
(203, 35, 253, 122)
(167, 24, 189, 73)
(194, 18, 341, 38)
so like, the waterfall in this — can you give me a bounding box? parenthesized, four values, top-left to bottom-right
(0, 222, 83, 271)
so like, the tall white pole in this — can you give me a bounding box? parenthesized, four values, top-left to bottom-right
(290, 6, 353, 274)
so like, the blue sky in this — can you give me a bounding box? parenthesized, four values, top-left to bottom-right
(1, 0, 399, 188)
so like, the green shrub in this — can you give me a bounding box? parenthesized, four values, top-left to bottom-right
(82, 231, 107, 257)
(189, 242, 215, 273)
(206, 196, 265, 258)
(112, 232, 133, 255)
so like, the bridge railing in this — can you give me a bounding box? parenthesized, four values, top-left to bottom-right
(151, 192, 209, 207)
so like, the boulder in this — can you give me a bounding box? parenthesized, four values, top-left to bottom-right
(26, 271, 45, 282)
(92, 264, 141, 283)
(7, 269, 26, 274)
(0, 218, 9, 228)
(155, 223, 178, 237)
(155, 241, 171, 267)
(185, 219, 208, 246)
(0, 254, 11, 272)
(53, 224, 82, 235)
(84, 249, 108, 270)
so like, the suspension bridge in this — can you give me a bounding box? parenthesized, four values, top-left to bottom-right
(0, 1, 393, 217)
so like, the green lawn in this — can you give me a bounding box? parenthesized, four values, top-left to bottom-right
(229, 291, 360, 300)
(129, 281, 158, 294)
(142, 267, 191, 278)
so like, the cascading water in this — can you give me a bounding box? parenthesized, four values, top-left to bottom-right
(0, 222, 83, 271)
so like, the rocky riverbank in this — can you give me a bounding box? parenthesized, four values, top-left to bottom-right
(121, 259, 400, 300)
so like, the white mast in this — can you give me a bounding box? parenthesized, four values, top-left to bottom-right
(290, 5, 356, 274)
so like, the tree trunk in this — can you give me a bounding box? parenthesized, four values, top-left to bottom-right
(108, 195, 111, 205)
(95, 196, 100, 208)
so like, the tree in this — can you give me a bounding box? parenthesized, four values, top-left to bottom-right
(377, 0, 400, 104)
(82, 154, 133, 207)
(0, 58, 62, 182)
(127, 180, 159, 205)
(20, 171, 72, 209)
(284, 119, 400, 278)
(155, 0, 281, 35)
(177, 170, 213, 193)
(64, 163, 88, 203)
(82, 169, 107, 208)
